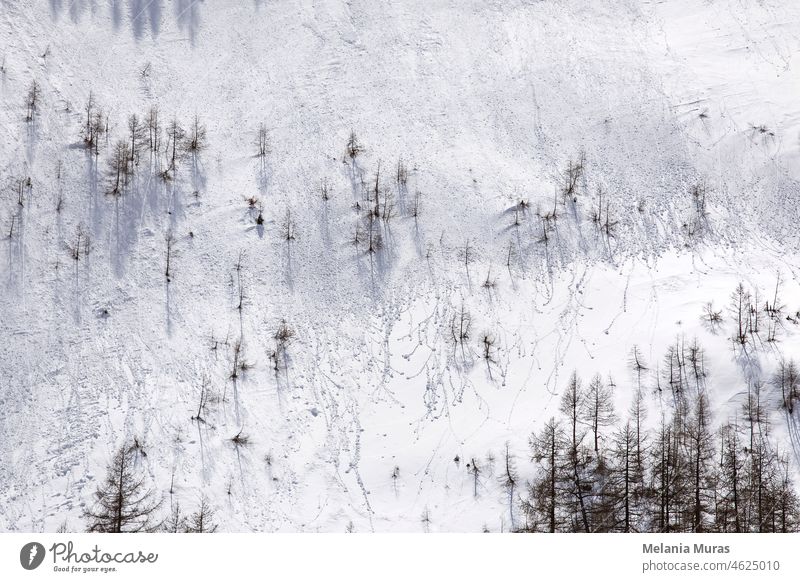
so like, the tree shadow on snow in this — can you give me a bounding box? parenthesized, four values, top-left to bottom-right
(128, 0, 163, 39)
(175, 0, 203, 45)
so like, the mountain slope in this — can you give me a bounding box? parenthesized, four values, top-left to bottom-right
(1, 0, 800, 532)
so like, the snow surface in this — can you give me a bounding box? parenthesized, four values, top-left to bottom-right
(1, 0, 800, 532)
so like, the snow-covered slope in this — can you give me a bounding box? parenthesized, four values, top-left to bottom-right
(1, 0, 800, 532)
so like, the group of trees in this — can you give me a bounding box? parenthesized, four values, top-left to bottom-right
(773, 360, 799, 414)
(346, 131, 420, 257)
(12, 88, 800, 534)
(520, 361, 800, 532)
(84, 442, 217, 533)
(531, 153, 582, 242)
(727, 278, 790, 347)
(79, 93, 207, 194)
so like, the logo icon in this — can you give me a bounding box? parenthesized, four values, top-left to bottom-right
(20, 542, 46, 570)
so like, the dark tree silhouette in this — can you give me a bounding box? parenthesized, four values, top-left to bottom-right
(183, 497, 218, 533)
(84, 444, 162, 533)
(584, 374, 617, 453)
(528, 417, 567, 532)
(25, 80, 39, 122)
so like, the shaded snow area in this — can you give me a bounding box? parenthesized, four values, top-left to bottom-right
(1, 0, 800, 533)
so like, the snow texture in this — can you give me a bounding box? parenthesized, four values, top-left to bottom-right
(1, 0, 800, 532)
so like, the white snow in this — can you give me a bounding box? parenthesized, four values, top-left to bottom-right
(1, 0, 800, 532)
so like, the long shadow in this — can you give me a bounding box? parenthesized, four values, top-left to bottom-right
(175, 0, 203, 45)
(110, 0, 122, 30)
(145, 154, 165, 216)
(196, 421, 210, 484)
(49, 0, 63, 17)
(128, 0, 163, 39)
(51, 0, 163, 37)
(282, 242, 294, 292)
(190, 153, 206, 202)
(166, 169, 186, 230)
(147, 0, 162, 36)
(165, 277, 172, 336)
(4, 213, 22, 293)
(87, 152, 105, 242)
(256, 156, 271, 197)
(49, 0, 94, 22)
(72, 249, 82, 324)
(232, 377, 241, 426)
(25, 120, 38, 165)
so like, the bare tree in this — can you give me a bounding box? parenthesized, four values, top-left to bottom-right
(55, 159, 64, 213)
(184, 497, 218, 533)
(25, 80, 39, 122)
(191, 376, 212, 424)
(84, 444, 162, 533)
(395, 157, 408, 186)
(346, 130, 363, 160)
(230, 339, 243, 380)
(773, 360, 799, 414)
(584, 374, 617, 453)
(230, 429, 250, 447)
(256, 123, 269, 157)
(528, 417, 567, 532)
(162, 502, 186, 533)
(14, 176, 31, 207)
(365, 208, 382, 254)
(147, 106, 161, 152)
(234, 250, 245, 311)
(560, 372, 592, 532)
(281, 209, 296, 243)
(742, 380, 768, 451)
(410, 189, 421, 220)
(629, 346, 648, 392)
(608, 421, 639, 532)
(108, 140, 132, 195)
(320, 177, 330, 201)
(703, 301, 723, 330)
(628, 387, 647, 473)
(562, 152, 585, 204)
(185, 114, 207, 154)
(500, 443, 518, 530)
(380, 186, 395, 221)
(166, 118, 185, 170)
(731, 283, 751, 347)
(7, 212, 18, 238)
(271, 319, 294, 372)
(686, 392, 715, 532)
(83, 92, 95, 144)
(468, 458, 481, 498)
(69, 225, 90, 261)
(420, 507, 431, 533)
(482, 333, 496, 378)
(351, 218, 364, 248)
(512, 199, 528, 227)
(127, 113, 146, 164)
(460, 239, 475, 282)
(450, 304, 471, 348)
(83, 94, 106, 155)
(391, 466, 400, 496)
(165, 232, 174, 282)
